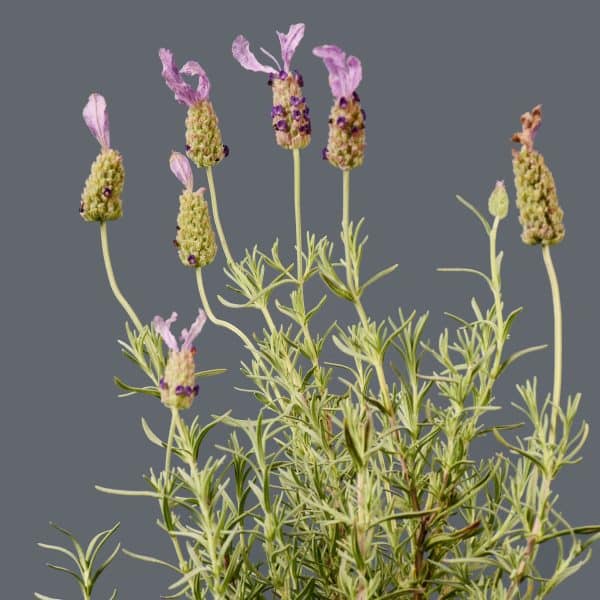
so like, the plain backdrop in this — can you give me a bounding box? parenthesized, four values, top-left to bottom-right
(1, 1, 599, 597)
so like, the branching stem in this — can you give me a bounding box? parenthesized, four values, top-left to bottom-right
(99, 222, 144, 333)
(206, 166, 233, 265)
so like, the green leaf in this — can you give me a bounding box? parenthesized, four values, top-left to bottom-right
(319, 273, 353, 301)
(113, 376, 160, 398)
(455, 195, 491, 235)
(498, 344, 547, 374)
(195, 368, 227, 378)
(360, 263, 399, 293)
(122, 548, 181, 573)
(141, 417, 165, 448)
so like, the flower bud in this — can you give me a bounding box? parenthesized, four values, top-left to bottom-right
(175, 188, 217, 267)
(185, 100, 228, 168)
(488, 180, 509, 220)
(160, 349, 198, 409)
(153, 309, 206, 410)
(80, 149, 124, 222)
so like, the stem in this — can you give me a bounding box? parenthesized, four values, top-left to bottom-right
(206, 166, 233, 265)
(173, 410, 225, 599)
(195, 268, 257, 354)
(162, 408, 187, 571)
(293, 149, 303, 280)
(341, 170, 422, 595)
(542, 244, 563, 445)
(99, 222, 144, 333)
(508, 244, 564, 598)
(342, 170, 352, 292)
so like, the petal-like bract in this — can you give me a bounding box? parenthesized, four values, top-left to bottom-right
(313, 45, 363, 98)
(153, 311, 179, 351)
(180, 309, 207, 351)
(169, 151, 194, 190)
(159, 48, 210, 106)
(232, 35, 277, 74)
(277, 23, 305, 72)
(83, 93, 110, 150)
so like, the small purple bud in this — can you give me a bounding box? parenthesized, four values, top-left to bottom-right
(185, 385, 193, 396)
(276, 119, 288, 131)
(175, 384, 185, 395)
(294, 70, 304, 87)
(336, 116, 346, 127)
(322, 147, 328, 160)
(159, 378, 168, 390)
(193, 384, 199, 396)
(339, 97, 348, 109)
(103, 187, 112, 198)
(223, 144, 230, 157)
(303, 107, 310, 117)
(267, 73, 274, 86)
(290, 95, 299, 106)
(351, 126, 359, 134)
(352, 91, 360, 102)
(188, 254, 197, 265)
(271, 104, 284, 117)
(278, 70, 287, 80)
(300, 96, 306, 104)
(185, 144, 191, 151)
(361, 108, 366, 121)
(292, 109, 301, 121)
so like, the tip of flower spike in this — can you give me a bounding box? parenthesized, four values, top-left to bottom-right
(83, 93, 110, 150)
(170, 151, 193, 190)
(512, 104, 542, 152)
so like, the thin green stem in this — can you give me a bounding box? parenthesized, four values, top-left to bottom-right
(163, 408, 187, 572)
(508, 245, 564, 598)
(195, 267, 257, 354)
(293, 148, 303, 280)
(543, 244, 563, 445)
(99, 222, 144, 333)
(206, 166, 233, 265)
(342, 170, 352, 292)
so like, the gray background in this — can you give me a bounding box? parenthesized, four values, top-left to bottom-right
(2, 1, 599, 597)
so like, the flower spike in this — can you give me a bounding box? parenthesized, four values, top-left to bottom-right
(169, 153, 217, 268)
(232, 24, 311, 150)
(152, 309, 206, 409)
(80, 93, 124, 221)
(511, 104, 565, 245)
(313, 44, 365, 170)
(159, 48, 228, 167)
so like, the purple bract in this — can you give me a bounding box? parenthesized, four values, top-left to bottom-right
(159, 48, 211, 107)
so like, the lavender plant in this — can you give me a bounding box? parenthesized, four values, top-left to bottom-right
(38, 22, 600, 600)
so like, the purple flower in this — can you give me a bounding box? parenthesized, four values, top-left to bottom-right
(312, 45, 362, 99)
(83, 93, 111, 150)
(153, 308, 207, 352)
(232, 23, 305, 75)
(169, 151, 194, 190)
(159, 48, 211, 107)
